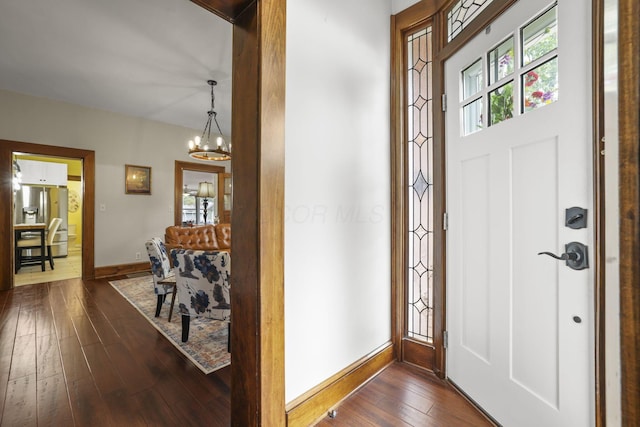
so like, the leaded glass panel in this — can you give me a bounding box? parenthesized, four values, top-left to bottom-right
(407, 27, 434, 343)
(447, 0, 495, 42)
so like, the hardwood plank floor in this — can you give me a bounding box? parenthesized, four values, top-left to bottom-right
(0, 277, 231, 426)
(0, 278, 491, 426)
(315, 363, 494, 426)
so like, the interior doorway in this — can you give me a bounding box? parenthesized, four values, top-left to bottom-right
(0, 139, 95, 291)
(12, 152, 83, 286)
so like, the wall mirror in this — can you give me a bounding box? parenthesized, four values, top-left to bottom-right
(174, 160, 227, 226)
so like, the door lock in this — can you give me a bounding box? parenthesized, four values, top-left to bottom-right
(538, 242, 589, 270)
(565, 207, 588, 229)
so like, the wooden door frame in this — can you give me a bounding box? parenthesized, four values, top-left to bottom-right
(391, 0, 446, 375)
(173, 160, 226, 226)
(0, 140, 96, 289)
(618, 0, 640, 425)
(191, 1, 286, 425)
(392, 0, 620, 424)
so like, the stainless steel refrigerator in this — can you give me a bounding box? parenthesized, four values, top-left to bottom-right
(14, 185, 69, 257)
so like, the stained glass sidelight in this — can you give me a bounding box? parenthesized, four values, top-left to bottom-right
(447, 0, 494, 42)
(407, 27, 434, 343)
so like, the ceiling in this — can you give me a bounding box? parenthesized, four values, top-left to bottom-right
(0, 0, 233, 135)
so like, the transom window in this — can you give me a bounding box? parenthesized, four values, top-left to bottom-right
(447, 0, 495, 42)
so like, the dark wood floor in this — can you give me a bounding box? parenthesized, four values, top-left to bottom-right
(0, 278, 492, 426)
(315, 363, 493, 426)
(0, 278, 231, 426)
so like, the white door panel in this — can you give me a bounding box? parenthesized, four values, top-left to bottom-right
(446, 1, 594, 425)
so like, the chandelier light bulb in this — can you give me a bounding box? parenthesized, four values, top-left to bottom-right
(188, 140, 195, 149)
(217, 136, 223, 147)
(194, 136, 201, 146)
(203, 144, 209, 151)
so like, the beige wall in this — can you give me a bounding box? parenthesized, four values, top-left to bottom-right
(0, 88, 229, 267)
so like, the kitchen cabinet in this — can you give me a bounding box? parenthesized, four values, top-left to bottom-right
(17, 160, 68, 186)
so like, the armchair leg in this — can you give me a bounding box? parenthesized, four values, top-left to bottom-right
(181, 315, 190, 342)
(155, 295, 164, 317)
(168, 286, 177, 322)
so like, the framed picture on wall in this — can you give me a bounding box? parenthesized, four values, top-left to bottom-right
(125, 164, 152, 195)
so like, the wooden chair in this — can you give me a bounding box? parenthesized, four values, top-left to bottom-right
(15, 217, 62, 272)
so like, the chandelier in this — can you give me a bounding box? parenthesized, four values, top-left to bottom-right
(188, 80, 231, 161)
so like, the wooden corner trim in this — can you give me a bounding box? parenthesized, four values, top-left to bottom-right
(285, 343, 394, 427)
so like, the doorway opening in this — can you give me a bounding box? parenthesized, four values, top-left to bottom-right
(13, 152, 83, 287)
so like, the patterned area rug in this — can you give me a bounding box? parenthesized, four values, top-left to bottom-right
(108, 275, 230, 374)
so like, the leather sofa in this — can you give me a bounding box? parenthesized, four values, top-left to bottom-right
(164, 223, 231, 253)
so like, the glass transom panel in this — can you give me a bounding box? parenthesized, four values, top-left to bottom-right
(447, 0, 495, 42)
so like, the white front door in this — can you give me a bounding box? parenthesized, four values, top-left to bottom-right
(445, 1, 594, 426)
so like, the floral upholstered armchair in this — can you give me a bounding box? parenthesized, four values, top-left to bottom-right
(170, 249, 231, 343)
(145, 238, 177, 320)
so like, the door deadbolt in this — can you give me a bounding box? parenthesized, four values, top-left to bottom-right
(538, 242, 589, 270)
(565, 207, 588, 229)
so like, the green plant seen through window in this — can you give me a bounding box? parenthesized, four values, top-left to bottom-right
(488, 47, 514, 126)
(490, 81, 513, 125)
(488, 11, 558, 125)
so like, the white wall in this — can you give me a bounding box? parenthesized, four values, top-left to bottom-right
(285, 0, 392, 403)
(0, 89, 228, 267)
(392, 0, 420, 14)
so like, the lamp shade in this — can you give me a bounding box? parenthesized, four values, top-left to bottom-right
(196, 181, 216, 198)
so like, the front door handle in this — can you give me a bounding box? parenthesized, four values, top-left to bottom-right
(538, 241, 589, 270)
